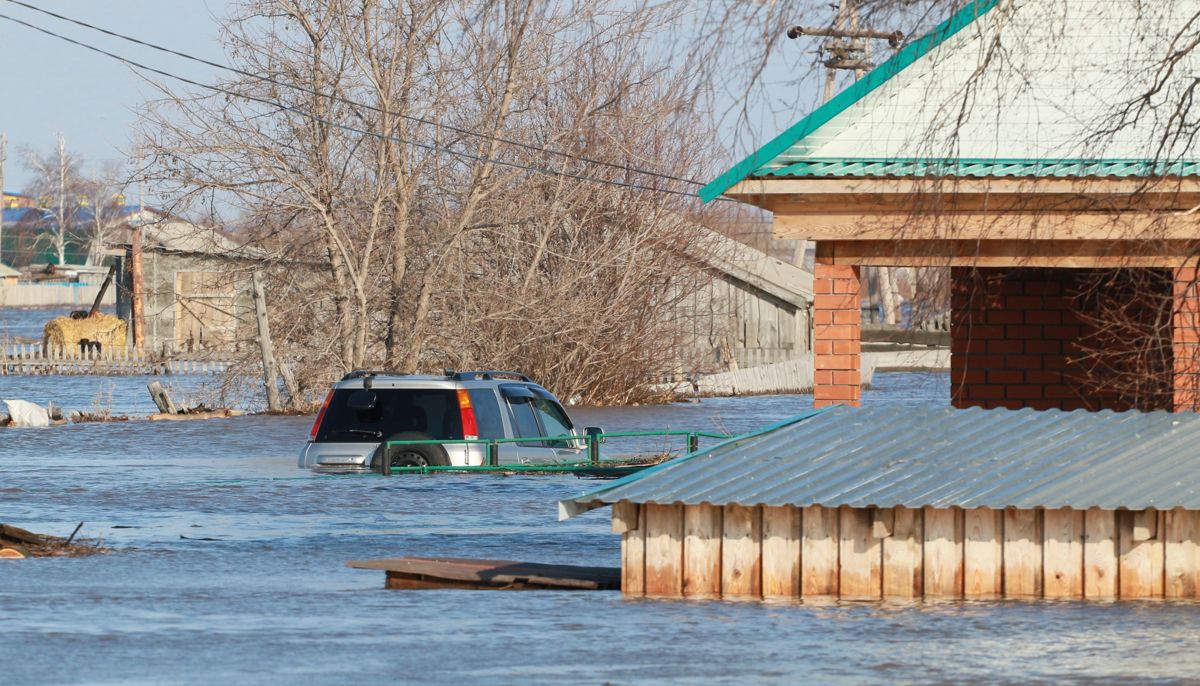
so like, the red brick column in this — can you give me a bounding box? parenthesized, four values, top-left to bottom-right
(813, 263, 861, 408)
(1174, 267, 1200, 412)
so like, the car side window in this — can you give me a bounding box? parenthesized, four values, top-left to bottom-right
(506, 396, 545, 447)
(531, 398, 574, 448)
(467, 389, 505, 439)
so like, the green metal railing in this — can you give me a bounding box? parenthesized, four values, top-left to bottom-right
(378, 429, 732, 475)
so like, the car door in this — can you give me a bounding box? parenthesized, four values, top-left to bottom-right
(499, 385, 582, 464)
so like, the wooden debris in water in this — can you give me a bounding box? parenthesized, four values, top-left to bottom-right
(346, 556, 621, 590)
(0, 523, 109, 558)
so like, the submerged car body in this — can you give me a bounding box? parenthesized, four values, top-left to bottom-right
(298, 370, 586, 472)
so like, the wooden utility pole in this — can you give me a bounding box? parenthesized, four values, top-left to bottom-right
(0, 133, 6, 266)
(252, 270, 283, 412)
(130, 178, 146, 351)
(56, 134, 67, 266)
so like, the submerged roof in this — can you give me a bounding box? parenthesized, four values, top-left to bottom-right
(559, 405, 1200, 518)
(701, 0, 1200, 201)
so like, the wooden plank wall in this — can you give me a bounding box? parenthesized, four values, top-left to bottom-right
(618, 502, 1197, 600)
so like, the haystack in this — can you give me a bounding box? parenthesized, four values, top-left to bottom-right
(43, 313, 128, 352)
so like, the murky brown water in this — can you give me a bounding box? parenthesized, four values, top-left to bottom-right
(3, 370, 1200, 684)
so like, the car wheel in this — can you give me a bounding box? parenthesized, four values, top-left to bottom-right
(385, 431, 450, 468)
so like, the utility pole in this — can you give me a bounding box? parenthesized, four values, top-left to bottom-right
(0, 133, 6, 266)
(57, 133, 66, 266)
(788, 0, 904, 325)
(131, 174, 146, 352)
(252, 270, 283, 412)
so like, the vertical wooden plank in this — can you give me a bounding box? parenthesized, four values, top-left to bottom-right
(1165, 508, 1200, 599)
(620, 504, 645, 596)
(1043, 508, 1084, 599)
(761, 506, 801, 599)
(1083, 508, 1118, 599)
(682, 503, 722, 598)
(1003, 509, 1043, 598)
(644, 504, 684, 597)
(923, 507, 964, 598)
(801, 505, 839, 596)
(721, 505, 762, 598)
(838, 507, 882, 599)
(882, 506, 923, 599)
(1118, 509, 1163, 599)
(964, 507, 1003, 598)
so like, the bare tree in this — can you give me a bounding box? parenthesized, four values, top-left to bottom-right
(22, 133, 86, 265)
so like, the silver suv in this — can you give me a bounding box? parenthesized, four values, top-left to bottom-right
(297, 370, 591, 472)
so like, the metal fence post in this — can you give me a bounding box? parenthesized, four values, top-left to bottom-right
(378, 445, 391, 476)
(588, 434, 601, 465)
(688, 432, 699, 454)
(487, 441, 499, 467)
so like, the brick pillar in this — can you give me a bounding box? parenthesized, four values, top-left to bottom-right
(1174, 267, 1200, 411)
(813, 263, 861, 408)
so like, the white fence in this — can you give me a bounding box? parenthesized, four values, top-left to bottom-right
(1, 343, 229, 376)
(0, 283, 115, 307)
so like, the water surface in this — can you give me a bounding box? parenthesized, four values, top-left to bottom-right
(4, 371, 1198, 684)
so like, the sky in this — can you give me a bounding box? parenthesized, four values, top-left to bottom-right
(0, 1, 850, 201)
(0, 0, 230, 192)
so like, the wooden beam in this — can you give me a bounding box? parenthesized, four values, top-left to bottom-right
(923, 507, 964, 598)
(1083, 508, 1118, 600)
(838, 506, 882, 600)
(882, 506, 922, 599)
(1165, 508, 1200, 599)
(644, 503, 683, 597)
(683, 503, 722, 598)
(621, 503, 646, 596)
(815, 239, 1200, 268)
(963, 508, 1003, 598)
(1118, 509, 1164, 599)
(1043, 508, 1085, 599)
(776, 212, 1200, 242)
(801, 505, 839, 596)
(761, 506, 801, 598)
(722, 505, 762, 598)
(1003, 509, 1043, 598)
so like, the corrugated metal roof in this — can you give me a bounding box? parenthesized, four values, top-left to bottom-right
(755, 158, 1200, 180)
(559, 405, 1200, 518)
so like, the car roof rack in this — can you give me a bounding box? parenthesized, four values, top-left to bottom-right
(449, 370, 533, 382)
(340, 369, 392, 380)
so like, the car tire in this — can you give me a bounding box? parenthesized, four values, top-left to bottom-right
(385, 431, 450, 468)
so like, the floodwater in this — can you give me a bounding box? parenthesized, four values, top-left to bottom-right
(3, 371, 1200, 684)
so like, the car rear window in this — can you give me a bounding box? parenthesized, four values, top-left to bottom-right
(315, 388, 462, 443)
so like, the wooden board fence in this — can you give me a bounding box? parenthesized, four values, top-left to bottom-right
(1, 343, 228, 376)
(616, 503, 1200, 600)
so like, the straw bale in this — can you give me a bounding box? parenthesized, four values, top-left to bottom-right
(42, 313, 128, 350)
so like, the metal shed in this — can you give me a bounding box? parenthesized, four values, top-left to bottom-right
(560, 405, 1200, 600)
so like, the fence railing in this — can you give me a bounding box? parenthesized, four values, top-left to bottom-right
(377, 429, 734, 474)
(0, 343, 229, 376)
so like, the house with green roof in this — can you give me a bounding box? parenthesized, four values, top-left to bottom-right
(702, 0, 1200, 413)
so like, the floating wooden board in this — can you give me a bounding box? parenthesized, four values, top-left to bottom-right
(347, 556, 620, 591)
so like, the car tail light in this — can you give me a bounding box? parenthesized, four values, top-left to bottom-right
(309, 389, 334, 440)
(457, 389, 479, 440)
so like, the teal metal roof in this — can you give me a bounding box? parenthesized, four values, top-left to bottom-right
(560, 404, 1200, 518)
(757, 158, 1200, 179)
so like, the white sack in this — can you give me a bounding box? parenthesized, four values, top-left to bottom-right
(3, 399, 51, 428)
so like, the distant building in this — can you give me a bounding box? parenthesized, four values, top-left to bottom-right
(107, 211, 265, 354)
(0, 261, 18, 286)
(2, 190, 36, 209)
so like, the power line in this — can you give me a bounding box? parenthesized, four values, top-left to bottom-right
(2, 0, 707, 190)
